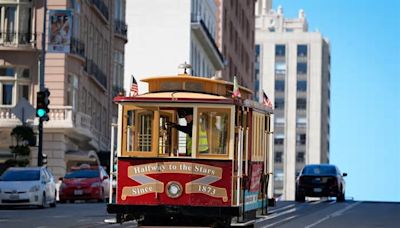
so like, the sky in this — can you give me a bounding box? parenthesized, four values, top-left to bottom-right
(272, 0, 400, 202)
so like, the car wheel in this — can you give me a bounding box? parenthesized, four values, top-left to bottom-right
(50, 192, 57, 207)
(337, 190, 345, 202)
(98, 188, 105, 203)
(39, 193, 47, 209)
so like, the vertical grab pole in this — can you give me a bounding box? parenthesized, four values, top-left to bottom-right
(236, 127, 242, 206)
(109, 123, 117, 203)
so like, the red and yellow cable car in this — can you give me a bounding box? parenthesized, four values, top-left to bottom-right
(107, 72, 274, 227)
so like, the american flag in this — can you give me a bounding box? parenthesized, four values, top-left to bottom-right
(130, 75, 138, 97)
(263, 90, 273, 108)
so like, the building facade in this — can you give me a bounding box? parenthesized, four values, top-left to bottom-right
(217, 0, 256, 91)
(255, 1, 331, 200)
(124, 0, 223, 93)
(0, 0, 127, 178)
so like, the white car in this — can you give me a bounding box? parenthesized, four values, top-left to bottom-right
(0, 167, 57, 208)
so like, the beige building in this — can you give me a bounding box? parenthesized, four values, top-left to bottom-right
(0, 0, 127, 178)
(255, 1, 330, 200)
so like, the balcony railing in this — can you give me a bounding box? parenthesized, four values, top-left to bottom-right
(89, 0, 109, 20)
(0, 32, 37, 47)
(85, 59, 108, 89)
(70, 37, 85, 58)
(114, 20, 127, 37)
(0, 106, 110, 150)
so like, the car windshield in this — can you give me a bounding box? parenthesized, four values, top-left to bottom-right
(0, 170, 40, 181)
(64, 170, 99, 179)
(302, 165, 337, 175)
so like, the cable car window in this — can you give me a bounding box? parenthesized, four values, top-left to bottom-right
(124, 108, 155, 153)
(126, 110, 135, 151)
(198, 109, 230, 155)
(138, 112, 153, 151)
(159, 112, 173, 155)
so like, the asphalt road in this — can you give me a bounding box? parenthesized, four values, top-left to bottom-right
(0, 201, 134, 228)
(254, 199, 400, 228)
(1, 199, 399, 228)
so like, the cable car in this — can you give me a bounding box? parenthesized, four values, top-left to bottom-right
(107, 70, 274, 227)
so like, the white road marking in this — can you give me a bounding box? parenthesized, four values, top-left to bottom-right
(263, 208, 297, 220)
(304, 201, 362, 228)
(263, 215, 298, 228)
(268, 204, 295, 214)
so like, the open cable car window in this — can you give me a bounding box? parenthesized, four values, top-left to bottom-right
(197, 108, 230, 156)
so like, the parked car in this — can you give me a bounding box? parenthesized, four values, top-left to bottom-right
(59, 165, 110, 203)
(295, 164, 347, 202)
(0, 167, 57, 208)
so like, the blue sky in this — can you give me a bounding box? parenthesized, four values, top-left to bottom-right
(273, 0, 400, 202)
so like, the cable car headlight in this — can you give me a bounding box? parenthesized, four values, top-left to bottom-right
(166, 181, 182, 198)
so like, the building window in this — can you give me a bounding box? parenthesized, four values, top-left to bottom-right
(297, 44, 308, 57)
(21, 69, 30, 79)
(113, 50, 124, 97)
(274, 133, 284, 145)
(0, 67, 15, 77)
(296, 133, 306, 145)
(297, 98, 306, 110)
(275, 98, 285, 109)
(80, 88, 86, 113)
(0, 66, 31, 106)
(67, 74, 78, 110)
(297, 62, 307, 74)
(275, 151, 283, 163)
(297, 80, 307, 91)
(18, 84, 29, 100)
(275, 62, 286, 74)
(2, 84, 13, 105)
(275, 80, 285, 92)
(275, 117, 285, 126)
(296, 117, 307, 127)
(0, 3, 33, 45)
(274, 169, 284, 181)
(275, 44, 285, 57)
(296, 152, 305, 163)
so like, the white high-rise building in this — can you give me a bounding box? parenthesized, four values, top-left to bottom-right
(255, 2, 331, 200)
(124, 0, 224, 93)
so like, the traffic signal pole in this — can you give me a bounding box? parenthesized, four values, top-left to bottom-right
(38, 0, 47, 167)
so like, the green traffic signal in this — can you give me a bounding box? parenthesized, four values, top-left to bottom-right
(36, 108, 47, 117)
(36, 88, 50, 121)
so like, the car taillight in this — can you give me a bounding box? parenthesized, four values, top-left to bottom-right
(328, 178, 337, 187)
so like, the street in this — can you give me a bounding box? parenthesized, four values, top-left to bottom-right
(1, 200, 399, 228)
(0, 202, 136, 228)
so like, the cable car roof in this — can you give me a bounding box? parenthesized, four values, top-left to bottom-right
(114, 73, 273, 113)
(114, 91, 233, 104)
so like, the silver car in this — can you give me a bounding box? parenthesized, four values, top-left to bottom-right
(0, 167, 57, 208)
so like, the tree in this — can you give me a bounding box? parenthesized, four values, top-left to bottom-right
(6, 125, 36, 167)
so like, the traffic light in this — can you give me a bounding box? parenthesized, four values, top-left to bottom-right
(36, 88, 50, 121)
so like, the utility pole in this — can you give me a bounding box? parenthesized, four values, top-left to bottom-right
(38, 0, 47, 167)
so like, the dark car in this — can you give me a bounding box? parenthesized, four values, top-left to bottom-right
(59, 165, 110, 203)
(295, 164, 347, 202)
